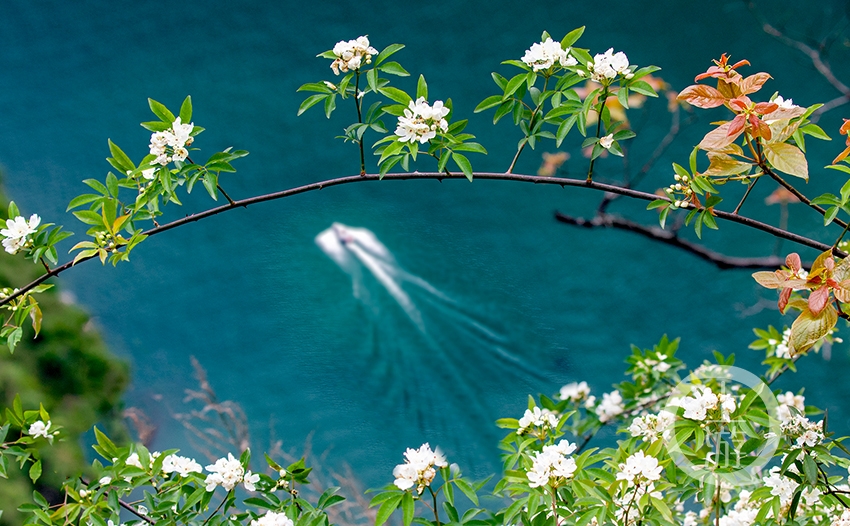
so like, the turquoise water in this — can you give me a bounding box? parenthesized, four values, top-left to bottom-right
(1, 0, 850, 484)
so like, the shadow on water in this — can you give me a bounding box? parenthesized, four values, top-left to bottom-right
(315, 222, 552, 446)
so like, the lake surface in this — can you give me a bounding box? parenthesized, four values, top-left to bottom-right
(1, 0, 849, 485)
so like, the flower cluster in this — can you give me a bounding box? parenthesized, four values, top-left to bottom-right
(586, 48, 632, 82)
(27, 420, 57, 442)
(520, 38, 577, 72)
(767, 328, 793, 359)
(149, 117, 194, 166)
(616, 450, 663, 487)
(204, 453, 258, 492)
(595, 390, 625, 422)
(526, 440, 578, 488)
(250, 511, 294, 526)
(162, 454, 203, 477)
(781, 413, 824, 449)
(666, 171, 693, 209)
(1, 214, 40, 254)
(558, 381, 590, 402)
(776, 391, 805, 424)
(628, 410, 675, 442)
(394, 97, 450, 144)
(392, 443, 447, 494)
(329, 36, 377, 75)
(678, 385, 736, 422)
(517, 405, 559, 435)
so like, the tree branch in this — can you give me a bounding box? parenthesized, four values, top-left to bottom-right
(2, 172, 841, 307)
(554, 211, 786, 270)
(746, 0, 850, 118)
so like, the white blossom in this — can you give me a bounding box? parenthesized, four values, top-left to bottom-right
(162, 454, 203, 477)
(204, 453, 247, 492)
(125, 452, 143, 469)
(781, 414, 824, 449)
(773, 95, 799, 110)
(595, 390, 624, 422)
(99, 476, 112, 485)
(776, 391, 805, 424)
(763, 466, 799, 509)
(521, 38, 576, 72)
(329, 36, 378, 75)
(526, 440, 578, 488)
(243, 471, 259, 492)
(395, 97, 450, 144)
(392, 443, 447, 494)
(679, 385, 734, 422)
(27, 420, 56, 441)
(517, 406, 559, 434)
(250, 511, 294, 526)
(589, 48, 631, 82)
(616, 450, 662, 486)
(1, 214, 41, 254)
(599, 134, 614, 149)
(558, 381, 590, 402)
(148, 117, 194, 167)
(628, 410, 675, 442)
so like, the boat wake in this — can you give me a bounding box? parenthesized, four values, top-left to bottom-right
(315, 222, 550, 441)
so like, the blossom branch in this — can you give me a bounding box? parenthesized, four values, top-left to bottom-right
(1, 172, 841, 308)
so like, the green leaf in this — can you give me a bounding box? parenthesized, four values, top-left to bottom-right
(366, 68, 379, 94)
(375, 494, 403, 526)
(628, 80, 658, 97)
(66, 194, 103, 211)
(83, 178, 109, 195)
(802, 454, 818, 486)
(416, 75, 428, 100)
(324, 94, 337, 119)
(401, 492, 414, 526)
(453, 153, 474, 182)
(560, 26, 585, 48)
(29, 460, 42, 483)
(297, 94, 327, 116)
(504, 73, 528, 99)
(375, 44, 404, 66)
(380, 87, 412, 105)
(474, 95, 502, 113)
(378, 61, 409, 77)
(800, 123, 830, 140)
(179, 95, 193, 123)
(106, 172, 119, 197)
(140, 120, 171, 132)
(73, 210, 104, 226)
(148, 98, 175, 123)
(107, 140, 134, 174)
(7, 327, 22, 353)
(453, 478, 479, 505)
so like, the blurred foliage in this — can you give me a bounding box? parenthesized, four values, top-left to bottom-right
(0, 183, 130, 526)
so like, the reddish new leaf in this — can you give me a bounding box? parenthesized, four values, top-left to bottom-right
(779, 287, 792, 314)
(808, 286, 830, 315)
(739, 72, 771, 95)
(753, 270, 785, 289)
(786, 253, 802, 272)
(764, 142, 808, 180)
(677, 85, 727, 108)
(700, 122, 742, 151)
(727, 115, 746, 137)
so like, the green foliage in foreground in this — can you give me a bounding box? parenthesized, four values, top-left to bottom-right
(0, 184, 130, 526)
